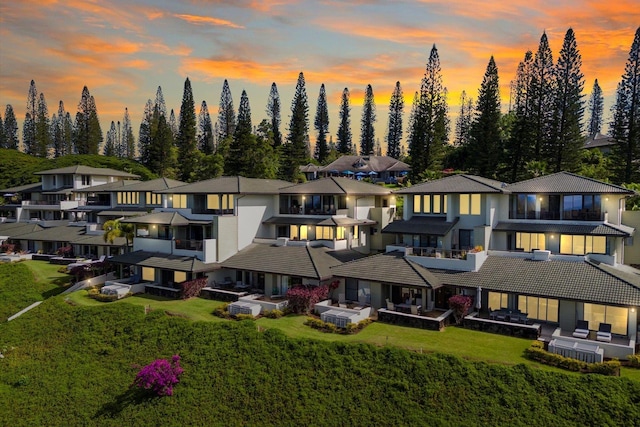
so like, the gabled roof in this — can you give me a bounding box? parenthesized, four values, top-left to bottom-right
(0, 182, 42, 193)
(156, 176, 291, 194)
(584, 133, 615, 149)
(494, 221, 633, 237)
(0, 222, 44, 237)
(331, 251, 442, 289)
(262, 216, 376, 227)
(35, 165, 139, 178)
(279, 177, 392, 195)
(431, 256, 640, 307)
(220, 243, 364, 280)
(121, 212, 210, 226)
(73, 180, 141, 192)
(9, 225, 85, 242)
(382, 216, 459, 236)
(108, 250, 215, 272)
(505, 172, 633, 194)
(395, 174, 507, 194)
(70, 234, 127, 247)
(320, 155, 410, 173)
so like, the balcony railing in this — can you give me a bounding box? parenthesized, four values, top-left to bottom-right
(409, 247, 473, 259)
(174, 239, 204, 251)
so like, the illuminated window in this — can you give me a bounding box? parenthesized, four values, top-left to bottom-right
(560, 235, 606, 255)
(290, 225, 299, 240)
(518, 295, 558, 322)
(413, 195, 421, 213)
(299, 225, 308, 240)
(174, 271, 187, 283)
(170, 194, 187, 209)
(336, 227, 345, 240)
(316, 226, 333, 240)
(488, 292, 508, 310)
(423, 195, 431, 213)
(207, 194, 220, 210)
(584, 303, 628, 335)
(146, 192, 162, 206)
(117, 192, 139, 205)
(221, 194, 234, 210)
(516, 233, 546, 252)
(142, 267, 154, 282)
(433, 195, 441, 214)
(353, 225, 359, 237)
(460, 194, 480, 215)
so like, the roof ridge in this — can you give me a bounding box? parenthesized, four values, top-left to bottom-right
(462, 174, 505, 191)
(306, 245, 323, 280)
(561, 171, 634, 193)
(587, 260, 640, 292)
(332, 177, 349, 194)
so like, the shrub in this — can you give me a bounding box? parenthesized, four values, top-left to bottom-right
(132, 355, 183, 397)
(180, 277, 208, 299)
(304, 317, 373, 334)
(0, 243, 16, 254)
(524, 343, 620, 376)
(448, 295, 472, 324)
(286, 284, 330, 314)
(235, 313, 255, 321)
(56, 245, 74, 257)
(212, 303, 231, 319)
(264, 309, 284, 319)
(627, 354, 640, 368)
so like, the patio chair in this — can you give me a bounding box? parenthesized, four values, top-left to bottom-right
(596, 323, 612, 343)
(572, 320, 590, 339)
(410, 305, 419, 315)
(386, 299, 395, 311)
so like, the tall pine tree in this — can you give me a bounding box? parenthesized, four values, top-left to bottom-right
(314, 84, 330, 163)
(587, 79, 604, 137)
(169, 109, 178, 139)
(337, 88, 353, 154)
(74, 86, 102, 154)
(611, 26, 640, 184)
(506, 51, 536, 181)
(547, 28, 585, 173)
(467, 56, 502, 177)
(138, 99, 154, 167)
(121, 108, 135, 159)
(197, 101, 214, 155)
(454, 90, 473, 147)
(0, 112, 4, 148)
(23, 80, 38, 155)
(148, 106, 177, 178)
(176, 78, 198, 182)
(3, 105, 19, 150)
(34, 93, 51, 157)
(218, 79, 236, 142)
(360, 84, 376, 155)
(530, 32, 555, 163)
(386, 81, 404, 158)
(409, 44, 449, 180)
(266, 82, 282, 147)
(284, 72, 310, 181)
(104, 121, 118, 156)
(227, 90, 254, 176)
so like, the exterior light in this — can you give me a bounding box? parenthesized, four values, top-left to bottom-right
(550, 235, 555, 239)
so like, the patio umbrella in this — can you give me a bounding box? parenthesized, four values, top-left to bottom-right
(355, 172, 367, 177)
(342, 170, 354, 175)
(368, 171, 378, 175)
(476, 286, 482, 311)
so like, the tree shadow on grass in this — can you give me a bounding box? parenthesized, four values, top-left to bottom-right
(93, 387, 158, 419)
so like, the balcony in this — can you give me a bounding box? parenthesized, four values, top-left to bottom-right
(175, 239, 203, 251)
(386, 245, 488, 272)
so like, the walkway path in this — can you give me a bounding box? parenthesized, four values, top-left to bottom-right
(7, 301, 43, 321)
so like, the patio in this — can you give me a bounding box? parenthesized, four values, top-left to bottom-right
(377, 307, 453, 331)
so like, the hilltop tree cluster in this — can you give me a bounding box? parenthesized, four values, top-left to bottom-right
(1, 27, 639, 185)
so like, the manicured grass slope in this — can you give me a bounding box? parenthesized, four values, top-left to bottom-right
(1, 298, 639, 426)
(0, 261, 70, 321)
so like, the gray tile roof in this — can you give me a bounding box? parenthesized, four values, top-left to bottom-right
(113, 177, 187, 192)
(382, 216, 458, 236)
(319, 155, 410, 173)
(122, 212, 210, 226)
(35, 165, 139, 178)
(221, 243, 360, 280)
(263, 216, 375, 226)
(494, 221, 632, 237)
(279, 177, 392, 195)
(156, 176, 291, 194)
(331, 251, 443, 288)
(97, 210, 148, 217)
(430, 256, 640, 307)
(0, 222, 44, 237)
(73, 180, 141, 193)
(10, 225, 85, 242)
(0, 182, 42, 193)
(70, 234, 127, 247)
(584, 133, 615, 149)
(108, 250, 215, 272)
(505, 172, 633, 194)
(395, 174, 507, 194)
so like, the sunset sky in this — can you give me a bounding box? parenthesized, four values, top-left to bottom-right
(1, 0, 638, 154)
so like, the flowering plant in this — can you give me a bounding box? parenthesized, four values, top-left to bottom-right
(180, 277, 208, 299)
(132, 355, 183, 396)
(448, 294, 472, 324)
(286, 284, 330, 314)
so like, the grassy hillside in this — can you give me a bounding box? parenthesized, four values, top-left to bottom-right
(0, 149, 156, 189)
(1, 296, 638, 425)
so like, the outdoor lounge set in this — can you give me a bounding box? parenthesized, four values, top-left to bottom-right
(572, 320, 612, 342)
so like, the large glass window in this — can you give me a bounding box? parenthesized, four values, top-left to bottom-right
(413, 194, 447, 214)
(488, 292, 508, 310)
(316, 226, 333, 240)
(169, 194, 187, 209)
(146, 192, 162, 206)
(516, 232, 546, 252)
(560, 235, 606, 255)
(174, 271, 187, 283)
(460, 194, 481, 215)
(584, 303, 628, 335)
(563, 195, 601, 220)
(117, 191, 139, 205)
(413, 195, 421, 214)
(142, 267, 154, 282)
(518, 295, 558, 322)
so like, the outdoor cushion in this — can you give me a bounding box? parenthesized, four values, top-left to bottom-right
(596, 323, 612, 342)
(572, 320, 590, 339)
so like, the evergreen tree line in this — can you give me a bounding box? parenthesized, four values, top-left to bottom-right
(1, 27, 638, 184)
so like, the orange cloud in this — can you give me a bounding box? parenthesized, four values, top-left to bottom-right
(173, 13, 244, 29)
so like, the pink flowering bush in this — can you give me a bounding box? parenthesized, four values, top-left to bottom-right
(180, 277, 208, 299)
(132, 355, 183, 396)
(286, 284, 330, 314)
(448, 294, 472, 325)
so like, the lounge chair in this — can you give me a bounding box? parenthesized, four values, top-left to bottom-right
(572, 320, 590, 339)
(410, 305, 419, 315)
(596, 323, 612, 343)
(386, 299, 395, 311)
